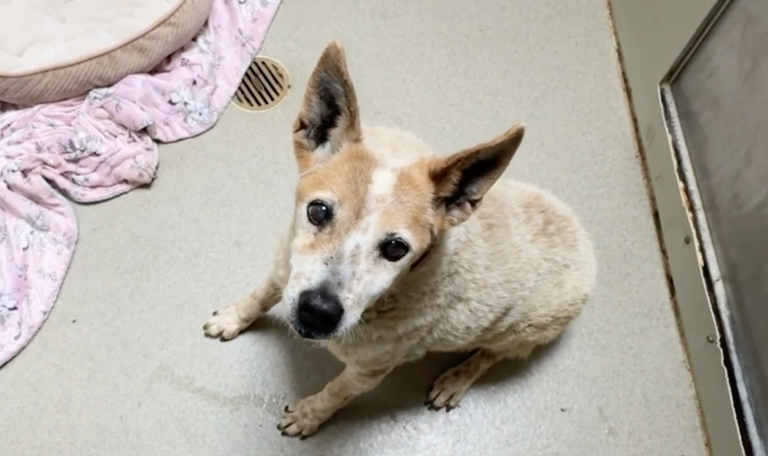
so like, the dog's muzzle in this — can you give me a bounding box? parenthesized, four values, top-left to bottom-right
(294, 287, 344, 339)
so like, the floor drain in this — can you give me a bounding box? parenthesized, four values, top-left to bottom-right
(232, 56, 290, 112)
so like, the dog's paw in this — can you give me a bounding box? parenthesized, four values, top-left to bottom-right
(425, 367, 474, 411)
(202, 305, 251, 340)
(277, 397, 329, 439)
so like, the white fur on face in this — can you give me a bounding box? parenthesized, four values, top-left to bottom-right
(283, 127, 436, 337)
(284, 172, 422, 336)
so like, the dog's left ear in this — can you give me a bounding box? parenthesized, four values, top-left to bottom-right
(431, 124, 525, 227)
(292, 41, 362, 173)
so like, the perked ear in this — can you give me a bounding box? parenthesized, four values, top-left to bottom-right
(430, 124, 526, 227)
(292, 41, 362, 173)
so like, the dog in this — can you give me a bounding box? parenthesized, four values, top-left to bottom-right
(203, 41, 597, 439)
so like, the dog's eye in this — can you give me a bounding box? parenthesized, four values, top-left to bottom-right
(307, 201, 332, 226)
(380, 239, 410, 262)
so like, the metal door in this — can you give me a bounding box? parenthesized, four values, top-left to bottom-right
(609, 0, 765, 454)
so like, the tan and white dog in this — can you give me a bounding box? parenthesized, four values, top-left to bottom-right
(204, 41, 597, 439)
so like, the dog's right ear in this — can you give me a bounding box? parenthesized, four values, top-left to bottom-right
(292, 41, 362, 173)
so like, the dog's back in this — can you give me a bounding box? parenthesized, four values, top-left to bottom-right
(462, 179, 597, 350)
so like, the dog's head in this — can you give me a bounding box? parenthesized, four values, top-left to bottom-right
(283, 41, 525, 340)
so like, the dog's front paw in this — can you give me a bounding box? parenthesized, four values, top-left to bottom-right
(277, 396, 330, 439)
(425, 367, 475, 411)
(202, 305, 251, 340)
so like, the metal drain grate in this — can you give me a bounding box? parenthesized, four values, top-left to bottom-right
(232, 56, 290, 112)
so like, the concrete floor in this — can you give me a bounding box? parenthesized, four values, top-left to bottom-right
(0, 1, 708, 455)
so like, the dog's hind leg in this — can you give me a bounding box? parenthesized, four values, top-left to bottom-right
(425, 343, 536, 411)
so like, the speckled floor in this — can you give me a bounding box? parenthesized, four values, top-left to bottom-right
(0, 1, 707, 455)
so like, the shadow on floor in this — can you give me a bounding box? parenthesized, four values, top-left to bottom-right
(236, 313, 564, 442)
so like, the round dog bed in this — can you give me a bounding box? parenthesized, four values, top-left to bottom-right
(0, 0, 214, 106)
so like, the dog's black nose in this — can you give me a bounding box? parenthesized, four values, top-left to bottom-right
(297, 288, 344, 338)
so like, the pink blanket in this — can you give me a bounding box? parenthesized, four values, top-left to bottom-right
(0, 0, 282, 367)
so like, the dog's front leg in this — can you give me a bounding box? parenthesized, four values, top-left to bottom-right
(203, 234, 291, 340)
(278, 363, 394, 438)
(203, 277, 282, 340)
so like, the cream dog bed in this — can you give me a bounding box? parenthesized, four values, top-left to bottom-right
(0, 0, 214, 105)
